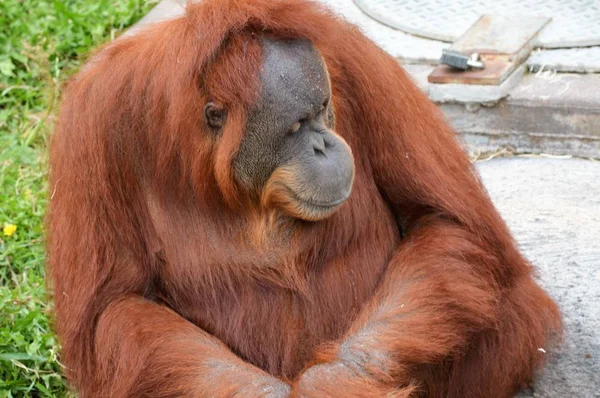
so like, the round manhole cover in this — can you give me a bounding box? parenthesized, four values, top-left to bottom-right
(353, 0, 600, 48)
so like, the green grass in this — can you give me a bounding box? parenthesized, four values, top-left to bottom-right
(0, 1, 157, 396)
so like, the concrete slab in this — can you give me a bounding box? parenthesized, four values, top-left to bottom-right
(528, 47, 600, 74)
(442, 105, 600, 160)
(476, 157, 600, 398)
(510, 72, 600, 110)
(413, 69, 600, 157)
(441, 72, 600, 158)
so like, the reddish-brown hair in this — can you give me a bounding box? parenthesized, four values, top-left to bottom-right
(47, 1, 561, 396)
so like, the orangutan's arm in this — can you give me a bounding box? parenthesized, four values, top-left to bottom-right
(95, 296, 290, 397)
(294, 217, 498, 396)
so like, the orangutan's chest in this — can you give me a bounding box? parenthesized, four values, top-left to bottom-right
(156, 192, 400, 377)
(159, 239, 394, 378)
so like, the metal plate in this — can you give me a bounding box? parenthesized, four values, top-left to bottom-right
(353, 0, 600, 48)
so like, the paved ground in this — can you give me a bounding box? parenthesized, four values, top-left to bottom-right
(477, 157, 600, 397)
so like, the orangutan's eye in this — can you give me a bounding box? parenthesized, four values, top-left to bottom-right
(204, 102, 226, 130)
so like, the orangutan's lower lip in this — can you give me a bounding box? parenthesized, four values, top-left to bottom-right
(290, 188, 352, 209)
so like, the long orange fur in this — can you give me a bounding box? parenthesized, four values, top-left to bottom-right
(47, 1, 561, 397)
